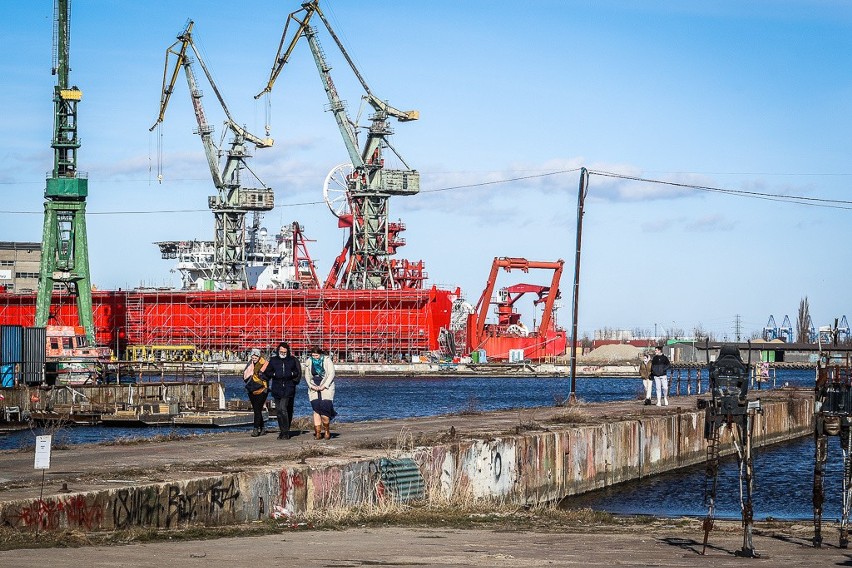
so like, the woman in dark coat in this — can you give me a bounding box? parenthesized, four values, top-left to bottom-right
(263, 342, 302, 440)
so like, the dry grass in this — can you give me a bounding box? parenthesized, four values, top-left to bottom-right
(103, 431, 196, 446)
(548, 402, 593, 425)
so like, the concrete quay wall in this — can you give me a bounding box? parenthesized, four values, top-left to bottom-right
(0, 394, 812, 533)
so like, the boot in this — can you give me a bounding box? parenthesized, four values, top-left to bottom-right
(314, 425, 322, 439)
(250, 428, 260, 437)
(323, 422, 331, 440)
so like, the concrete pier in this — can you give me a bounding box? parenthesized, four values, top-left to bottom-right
(0, 389, 812, 533)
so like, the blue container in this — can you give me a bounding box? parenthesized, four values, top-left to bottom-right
(0, 364, 14, 387)
(0, 325, 23, 365)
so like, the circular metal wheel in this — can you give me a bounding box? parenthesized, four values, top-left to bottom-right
(323, 163, 354, 218)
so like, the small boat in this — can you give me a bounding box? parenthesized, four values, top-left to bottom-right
(99, 403, 178, 426)
(30, 409, 101, 426)
(172, 409, 265, 427)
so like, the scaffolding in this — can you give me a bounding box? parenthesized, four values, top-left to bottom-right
(0, 287, 456, 362)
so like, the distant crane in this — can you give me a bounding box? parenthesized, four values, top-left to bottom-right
(779, 315, 794, 343)
(256, 0, 421, 290)
(36, 0, 95, 343)
(762, 315, 778, 341)
(840, 316, 851, 343)
(807, 315, 818, 343)
(151, 21, 274, 288)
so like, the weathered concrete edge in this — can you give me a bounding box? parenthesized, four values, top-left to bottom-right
(0, 396, 812, 532)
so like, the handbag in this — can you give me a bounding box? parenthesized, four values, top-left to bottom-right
(245, 375, 267, 395)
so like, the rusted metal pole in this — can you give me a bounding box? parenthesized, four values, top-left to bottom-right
(568, 168, 589, 403)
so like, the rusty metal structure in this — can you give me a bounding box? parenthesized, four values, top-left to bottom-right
(813, 326, 852, 548)
(699, 342, 762, 557)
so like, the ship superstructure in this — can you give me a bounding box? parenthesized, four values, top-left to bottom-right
(156, 222, 319, 291)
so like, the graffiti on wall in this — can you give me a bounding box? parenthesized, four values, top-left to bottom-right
(3, 476, 242, 531)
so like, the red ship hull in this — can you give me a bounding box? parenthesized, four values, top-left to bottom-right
(0, 287, 456, 359)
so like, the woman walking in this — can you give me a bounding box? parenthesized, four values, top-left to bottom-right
(639, 352, 653, 405)
(263, 342, 302, 440)
(304, 346, 336, 439)
(243, 348, 269, 437)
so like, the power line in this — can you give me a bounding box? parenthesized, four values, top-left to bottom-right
(588, 170, 852, 210)
(420, 168, 583, 194)
(1, 166, 850, 215)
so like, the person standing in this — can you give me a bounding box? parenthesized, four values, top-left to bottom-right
(304, 346, 336, 439)
(639, 352, 653, 405)
(243, 348, 269, 436)
(263, 342, 302, 440)
(651, 345, 671, 406)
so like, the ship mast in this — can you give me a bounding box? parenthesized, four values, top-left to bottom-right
(35, 0, 95, 343)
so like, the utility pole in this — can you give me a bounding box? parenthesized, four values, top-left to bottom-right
(35, 0, 95, 342)
(567, 168, 589, 404)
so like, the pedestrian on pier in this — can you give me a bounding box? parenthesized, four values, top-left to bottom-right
(264, 342, 302, 440)
(639, 352, 653, 405)
(243, 348, 269, 436)
(304, 346, 337, 439)
(651, 345, 670, 406)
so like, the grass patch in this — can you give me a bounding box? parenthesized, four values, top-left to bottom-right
(548, 403, 593, 425)
(102, 431, 196, 446)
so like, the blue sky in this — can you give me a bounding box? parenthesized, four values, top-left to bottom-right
(1, 1, 851, 340)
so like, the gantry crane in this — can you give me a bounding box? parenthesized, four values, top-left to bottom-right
(151, 20, 275, 288)
(256, 0, 421, 290)
(36, 0, 95, 343)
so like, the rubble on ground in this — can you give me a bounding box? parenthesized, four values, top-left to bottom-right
(578, 344, 646, 364)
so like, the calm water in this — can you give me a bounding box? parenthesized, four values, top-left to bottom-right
(564, 434, 843, 522)
(0, 368, 828, 520)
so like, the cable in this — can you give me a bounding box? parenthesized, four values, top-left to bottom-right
(588, 170, 852, 210)
(421, 168, 583, 194)
(3, 166, 850, 215)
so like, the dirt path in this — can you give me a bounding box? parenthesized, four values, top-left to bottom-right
(0, 522, 841, 567)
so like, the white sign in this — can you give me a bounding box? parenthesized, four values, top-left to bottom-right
(0, 269, 10, 281)
(34, 435, 52, 470)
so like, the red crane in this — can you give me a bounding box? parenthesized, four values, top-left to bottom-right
(467, 257, 566, 361)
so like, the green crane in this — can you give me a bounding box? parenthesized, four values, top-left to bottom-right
(257, 0, 420, 290)
(35, 0, 95, 343)
(151, 21, 275, 288)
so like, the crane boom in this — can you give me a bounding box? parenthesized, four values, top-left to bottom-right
(255, 6, 316, 99)
(302, 22, 362, 167)
(150, 21, 193, 131)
